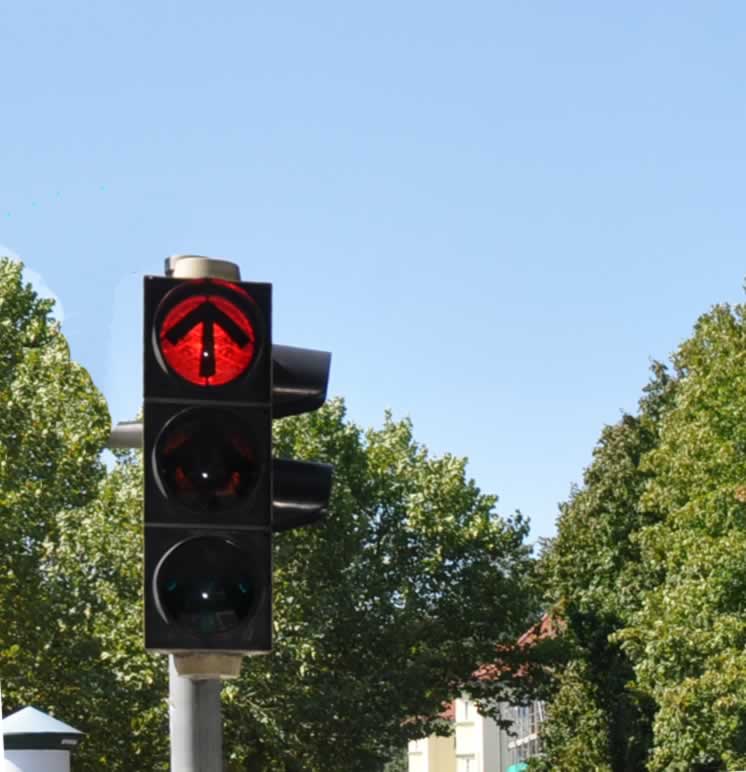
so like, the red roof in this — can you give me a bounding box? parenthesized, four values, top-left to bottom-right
(472, 613, 559, 681)
(438, 701, 455, 721)
(517, 613, 559, 647)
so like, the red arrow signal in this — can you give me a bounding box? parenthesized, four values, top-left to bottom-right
(158, 286, 257, 386)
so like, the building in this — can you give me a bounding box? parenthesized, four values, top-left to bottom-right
(408, 616, 555, 772)
(408, 702, 456, 772)
(408, 695, 546, 772)
(407, 734, 457, 772)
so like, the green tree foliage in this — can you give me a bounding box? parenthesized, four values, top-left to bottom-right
(527, 660, 612, 772)
(223, 401, 536, 770)
(80, 403, 533, 771)
(0, 258, 123, 762)
(43, 454, 170, 769)
(382, 746, 409, 772)
(0, 260, 535, 771)
(533, 363, 674, 770)
(537, 294, 746, 770)
(616, 302, 746, 770)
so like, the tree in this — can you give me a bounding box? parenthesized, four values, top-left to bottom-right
(0, 258, 169, 769)
(222, 401, 537, 770)
(82, 403, 535, 771)
(41, 453, 170, 769)
(0, 255, 538, 769)
(0, 258, 128, 759)
(527, 660, 612, 772)
(532, 363, 674, 770)
(382, 746, 409, 772)
(617, 302, 746, 770)
(536, 294, 746, 770)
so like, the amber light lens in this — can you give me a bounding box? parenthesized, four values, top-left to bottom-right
(155, 408, 260, 513)
(156, 537, 256, 633)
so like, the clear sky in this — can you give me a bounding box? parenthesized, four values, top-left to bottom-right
(2, 2, 745, 543)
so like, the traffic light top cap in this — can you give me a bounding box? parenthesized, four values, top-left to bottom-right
(166, 255, 241, 281)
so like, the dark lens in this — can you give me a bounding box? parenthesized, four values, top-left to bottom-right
(156, 537, 256, 633)
(155, 408, 259, 512)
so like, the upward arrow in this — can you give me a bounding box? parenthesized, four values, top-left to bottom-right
(165, 300, 252, 379)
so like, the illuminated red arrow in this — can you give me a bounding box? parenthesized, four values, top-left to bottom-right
(164, 300, 252, 379)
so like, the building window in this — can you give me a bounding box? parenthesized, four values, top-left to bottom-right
(456, 697, 474, 723)
(506, 700, 547, 765)
(457, 756, 475, 772)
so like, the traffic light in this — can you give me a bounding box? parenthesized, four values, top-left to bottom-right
(143, 269, 332, 657)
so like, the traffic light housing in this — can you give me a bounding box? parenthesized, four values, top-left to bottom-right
(143, 271, 333, 657)
(144, 275, 273, 654)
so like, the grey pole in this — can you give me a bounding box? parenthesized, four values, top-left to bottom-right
(107, 420, 143, 450)
(169, 659, 224, 772)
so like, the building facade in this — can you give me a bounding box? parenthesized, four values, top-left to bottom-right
(408, 695, 546, 772)
(408, 615, 555, 772)
(408, 735, 457, 772)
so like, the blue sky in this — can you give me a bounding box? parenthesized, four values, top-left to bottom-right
(2, 2, 745, 542)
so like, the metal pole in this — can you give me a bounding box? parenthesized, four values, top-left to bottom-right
(169, 658, 224, 772)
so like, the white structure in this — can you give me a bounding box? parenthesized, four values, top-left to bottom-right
(408, 697, 545, 772)
(453, 696, 505, 772)
(2, 707, 83, 772)
(408, 734, 456, 772)
(5, 750, 73, 772)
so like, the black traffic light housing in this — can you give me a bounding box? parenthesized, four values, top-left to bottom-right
(143, 272, 333, 656)
(144, 275, 273, 654)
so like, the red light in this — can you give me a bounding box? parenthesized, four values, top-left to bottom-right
(158, 284, 257, 386)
